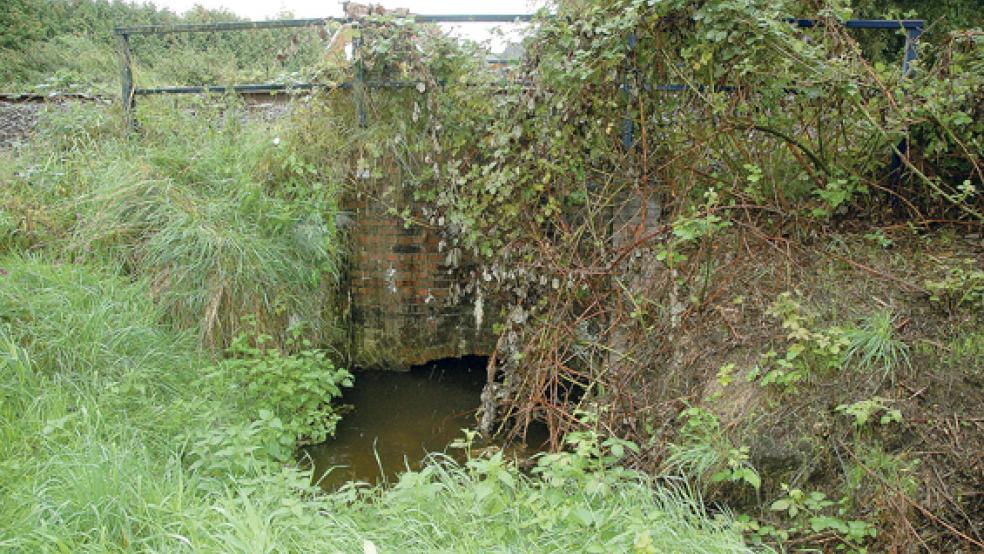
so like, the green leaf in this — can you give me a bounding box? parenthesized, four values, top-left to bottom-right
(742, 468, 761, 489)
(571, 507, 594, 527)
(810, 515, 848, 534)
(770, 499, 790, 512)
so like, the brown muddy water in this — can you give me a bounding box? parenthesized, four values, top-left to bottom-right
(301, 356, 547, 490)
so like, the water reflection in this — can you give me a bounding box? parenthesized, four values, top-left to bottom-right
(303, 356, 521, 490)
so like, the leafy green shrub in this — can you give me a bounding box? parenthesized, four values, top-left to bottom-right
(532, 418, 642, 490)
(186, 410, 296, 485)
(752, 483, 878, 552)
(220, 331, 352, 445)
(835, 397, 902, 430)
(747, 293, 848, 392)
(925, 260, 984, 313)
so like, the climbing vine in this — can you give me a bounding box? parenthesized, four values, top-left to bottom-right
(298, 0, 981, 441)
(289, 2, 982, 549)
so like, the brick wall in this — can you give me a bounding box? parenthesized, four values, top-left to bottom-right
(341, 181, 494, 370)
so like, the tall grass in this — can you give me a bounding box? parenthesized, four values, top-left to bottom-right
(2, 99, 342, 350)
(0, 255, 207, 551)
(318, 454, 752, 553)
(0, 255, 751, 552)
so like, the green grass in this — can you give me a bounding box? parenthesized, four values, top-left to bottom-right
(843, 311, 910, 382)
(0, 255, 210, 551)
(0, 255, 751, 552)
(2, 100, 342, 350)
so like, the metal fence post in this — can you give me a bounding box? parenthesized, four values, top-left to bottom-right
(889, 24, 922, 190)
(620, 32, 637, 151)
(118, 32, 135, 132)
(901, 26, 921, 76)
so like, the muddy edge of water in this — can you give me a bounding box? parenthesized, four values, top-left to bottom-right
(302, 356, 547, 490)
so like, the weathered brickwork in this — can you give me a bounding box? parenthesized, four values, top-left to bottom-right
(341, 183, 494, 370)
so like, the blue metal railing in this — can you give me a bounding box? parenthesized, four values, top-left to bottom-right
(616, 18, 923, 182)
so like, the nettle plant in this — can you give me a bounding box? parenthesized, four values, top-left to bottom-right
(835, 397, 902, 431)
(222, 330, 353, 446)
(925, 259, 984, 313)
(533, 426, 643, 493)
(736, 483, 878, 553)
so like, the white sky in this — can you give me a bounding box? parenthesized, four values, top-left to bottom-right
(147, 0, 547, 49)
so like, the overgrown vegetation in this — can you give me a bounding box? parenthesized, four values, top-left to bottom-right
(288, 0, 982, 550)
(0, 91, 749, 552)
(0, 253, 747, 551)
(221, 329, 353, 445)
(2, 0, 982, 551)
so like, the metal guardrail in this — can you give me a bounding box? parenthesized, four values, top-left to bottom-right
(789, 18, 922, 29)
(114, 12, 923, 163)
(113, 14, 535, 129)
(789, 18, 923, 76)
(617, 18, 923, 182)
(0, 92, 107, 102)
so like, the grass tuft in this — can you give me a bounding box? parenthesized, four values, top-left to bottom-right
(843, 311, 910, 382)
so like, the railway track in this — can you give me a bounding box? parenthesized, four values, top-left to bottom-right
(0, 90, 295, 149)
(0, 92, 107, 103)
(0, 92, 109, 149)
